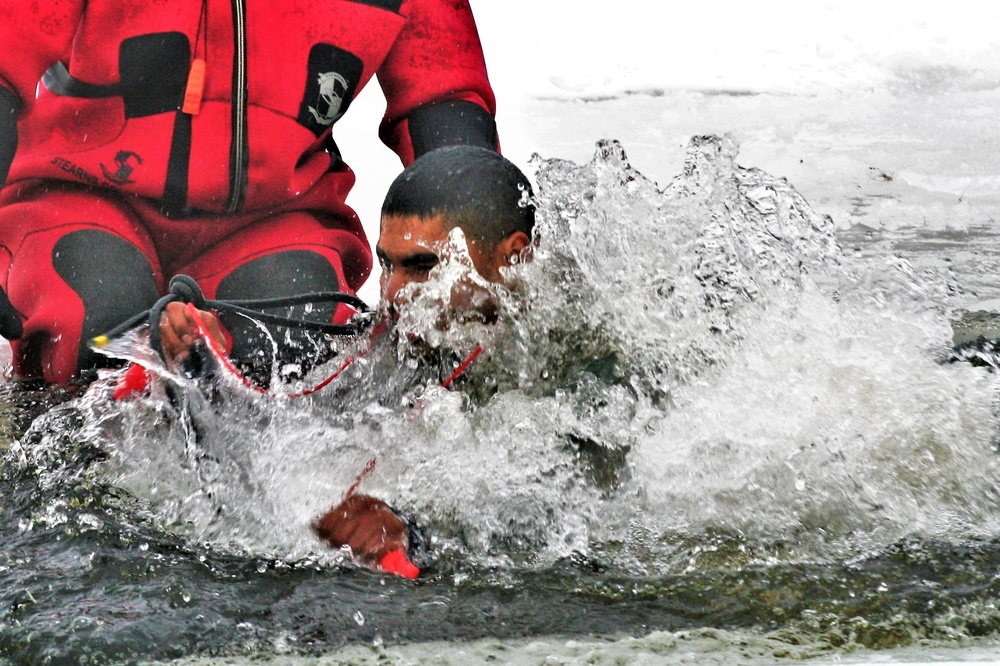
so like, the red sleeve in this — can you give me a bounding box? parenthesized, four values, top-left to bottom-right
(0, 0, 83, 110)
(376, 0, 497, 165)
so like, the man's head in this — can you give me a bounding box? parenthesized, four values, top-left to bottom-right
(377, 146, 535, 306)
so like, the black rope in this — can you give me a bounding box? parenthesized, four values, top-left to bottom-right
(96, 274, 371, 361)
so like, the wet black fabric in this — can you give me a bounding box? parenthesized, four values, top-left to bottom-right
(215, 250, 342, 382)
(345, 0, 403, 11)
(407, 100, 498, 159)
(119, 32, 191, 118)
(163, 112, 193, 213)
(0, 284, 22, 340)
(0, 86, 17, 187)
(52, 230, 159, 371)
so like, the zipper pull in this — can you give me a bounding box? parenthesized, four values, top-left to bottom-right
(182, 58, 206, 115)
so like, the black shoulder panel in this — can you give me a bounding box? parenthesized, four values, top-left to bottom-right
(297, 44, 364, 137)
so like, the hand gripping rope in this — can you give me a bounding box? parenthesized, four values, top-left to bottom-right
(93, 274, 372, 398)
(94, 274, 369, 356)
(93, 274, 484, 578)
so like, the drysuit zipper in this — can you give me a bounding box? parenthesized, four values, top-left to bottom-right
(225, 0, 248, 213)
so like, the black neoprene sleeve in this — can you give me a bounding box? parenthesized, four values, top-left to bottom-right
(406, 99, 498, 159)
(0, 86, 17, 187)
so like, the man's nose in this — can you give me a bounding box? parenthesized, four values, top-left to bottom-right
(381, 270, 406, 304)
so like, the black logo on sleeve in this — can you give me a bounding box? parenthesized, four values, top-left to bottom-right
(297, 44, 363, 137)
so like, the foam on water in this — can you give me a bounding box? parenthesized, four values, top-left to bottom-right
(8, 135, 1000, 664)
(18, 135, 1000, 581)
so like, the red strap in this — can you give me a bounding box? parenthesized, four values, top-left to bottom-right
(343, 456, 378, 500)
(441, 346, 483, 389)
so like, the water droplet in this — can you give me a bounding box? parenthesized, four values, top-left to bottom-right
(354, 610, 365, 626)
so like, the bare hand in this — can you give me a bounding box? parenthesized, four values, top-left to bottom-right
(158, 301, 227, 368)
(313, 494, 412, 571)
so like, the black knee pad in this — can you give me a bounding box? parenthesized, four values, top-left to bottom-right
(0, 282, 22, 340)
(53, 229, 159, 372)
(215, 250, 342, 381)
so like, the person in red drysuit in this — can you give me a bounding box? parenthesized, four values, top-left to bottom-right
(0, 0, 498, 384)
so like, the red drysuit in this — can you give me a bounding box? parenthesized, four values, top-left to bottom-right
(0, 0, 498, 382)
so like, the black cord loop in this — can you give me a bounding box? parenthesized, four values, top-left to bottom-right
(96, 274, 371, 362)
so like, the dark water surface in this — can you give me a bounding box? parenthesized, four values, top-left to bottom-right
(4, 137, 1000, 665)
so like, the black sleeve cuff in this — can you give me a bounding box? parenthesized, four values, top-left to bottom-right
(389, 503, 432, 567)
(407, 99, 498, 160)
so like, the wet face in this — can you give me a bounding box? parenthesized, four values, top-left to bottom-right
(376, 214, 497, 307)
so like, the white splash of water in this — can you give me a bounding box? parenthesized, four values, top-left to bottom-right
(48, 134, 1000, 573)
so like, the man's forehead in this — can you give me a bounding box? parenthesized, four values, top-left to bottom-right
(378, 214, 452, 249)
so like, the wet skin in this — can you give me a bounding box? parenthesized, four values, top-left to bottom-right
(313, 494, 409, 568)
(157, 214, 529, 573)
(377, 212, 530, 317)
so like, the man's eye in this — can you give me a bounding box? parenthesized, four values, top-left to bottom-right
(404, 258, 439, 275)
(413, 261, 438, 273)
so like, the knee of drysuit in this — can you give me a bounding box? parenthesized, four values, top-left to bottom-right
(21, 229, 159, 381)
(214, 249, 345, 383)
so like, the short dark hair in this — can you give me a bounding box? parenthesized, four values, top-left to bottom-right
(381, 145, 535, 248)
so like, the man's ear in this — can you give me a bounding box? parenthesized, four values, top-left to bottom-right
(497, 231, 531, 266)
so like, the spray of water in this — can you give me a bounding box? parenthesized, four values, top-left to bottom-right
(17, 134, 1000, 576)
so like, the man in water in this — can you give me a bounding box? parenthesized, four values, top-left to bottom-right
(376, 144, 533, 321)
(160, 145, 534, 361)
(313, 145, 536, 573)
(0, 0, 498, 384)
(164, 146, 537, 575)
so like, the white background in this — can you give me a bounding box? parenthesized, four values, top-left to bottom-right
(337, 1, 1000, 304)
